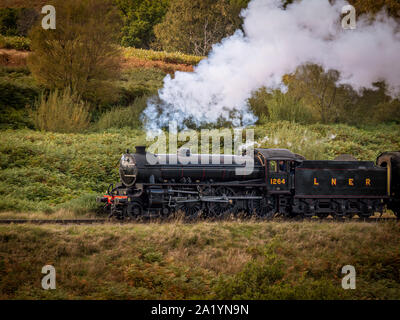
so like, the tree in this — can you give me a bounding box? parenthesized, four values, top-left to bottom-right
(0, 7, 19, 36)
(348, 0, 400, 18)
(17, 8, 39, 37)
(27, 0, 121, 106)
(116, 0, 169, 49)
(284, 64, 354, 124)
(154, 0, 250, 56)
(283, 65, 400, 125)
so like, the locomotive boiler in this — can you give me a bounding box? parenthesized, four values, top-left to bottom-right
(98, 146, 400, 220)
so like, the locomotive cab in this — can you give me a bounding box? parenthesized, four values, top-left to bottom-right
(255, 148, 304, 193)
(267, 160, 290, 192)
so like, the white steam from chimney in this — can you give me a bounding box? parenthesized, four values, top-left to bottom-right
(143, 0, 400, 130)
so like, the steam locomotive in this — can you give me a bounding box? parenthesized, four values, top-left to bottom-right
(98, 146, 400, 220)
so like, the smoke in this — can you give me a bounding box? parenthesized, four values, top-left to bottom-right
(143, 0, 400, 130)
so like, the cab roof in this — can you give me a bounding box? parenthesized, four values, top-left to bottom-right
(255, 148, 305, 161)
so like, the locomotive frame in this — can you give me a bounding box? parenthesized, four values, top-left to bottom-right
(98, 146, 400, 220)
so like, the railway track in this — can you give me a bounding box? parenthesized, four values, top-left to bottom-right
(0, 216, 397, 224)
(0, 219, 108, 225)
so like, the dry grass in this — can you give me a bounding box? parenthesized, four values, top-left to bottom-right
(122, 47, 204, 66)
(0, 49, 28, 66)
(120, 56, 193, 73)
(0, 210, 97, 220)
(31, 87, 90, 133)
(0, 0, 47, 9)
(1, 221, 399, 299)
(0, 48, 195, 73)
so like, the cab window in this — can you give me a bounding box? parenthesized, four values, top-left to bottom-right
(268, 161, 277, 172)
(278, 160, 287, 172)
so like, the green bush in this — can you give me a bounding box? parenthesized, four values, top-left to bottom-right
(0, 35, 31, 50)
(0, 128, 147, 213)
(0, 8, 19, 36)
(249, 88, 314, 124)
(0, 67, 40, 129)
(58, 193, 103, 215)
(0, 107, 34, 130)
(117, 0, 169, 49)
(119, 68, 166, 94)
(123, 47, 204, 65)
(0, 79, 39, 110)
(253, 121, 329, 160)
(370, 100, 400, 124)
(267, 91, 314, 123)
(31, 88, 90, 133)
(214, 251, 347, 299)
(94, 96, 148, 130)
(0, 8, 38, 38)
(27, 0, 121, 106)
(100, 68, 165, 110)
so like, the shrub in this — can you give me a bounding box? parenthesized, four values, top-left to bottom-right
(213, 251, 346, 299)
(99, 68, 165, 109)
(0, 8, 19, 36)
(117, 0, 169, 49)
(31, 87, 90, 133)
(58, 193, 103, 215)
(370, 100, 400, 124)
(123, 47, 204, 65)
(0, 79, 39, 110)
(267, 91, 314, 124)
(94, 96, 148, 130)
(16, 8, 39, 37)
(0, 107, 34, 130)
(0, 66, 39, 129)
(154, 0, 247, 56)
(254, 121, 331, 160)
(27, 0, 122, 105)
(0, 35, 31, 50)
(249, 88, 314, 124)
(0, 128, 147, 212)
(0, 8, 38, 37)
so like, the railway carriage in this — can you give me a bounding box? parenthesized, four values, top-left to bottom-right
(98, 146, 400, 220)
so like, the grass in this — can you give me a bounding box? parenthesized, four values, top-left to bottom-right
(0, 65, 165, 130)
(0, 221, 399, 299)
(0, 210, 97, 220)
(31, 87, 90, 133)
(94, 96, 148, 130)
(0, 36, 30, 51)
(0, 44, 197, 74)
(123, 47, 204, 66)
(253, 121, 400, 160)
(0, 128, 147, 213)
(0, 0, 47, 9)
(116, 67, 165, 104)
(0, 122, 399, 214)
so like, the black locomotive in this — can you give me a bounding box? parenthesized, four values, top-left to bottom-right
(98, 146, 400, 220)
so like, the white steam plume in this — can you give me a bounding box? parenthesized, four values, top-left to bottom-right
(143, 0, 400, 130)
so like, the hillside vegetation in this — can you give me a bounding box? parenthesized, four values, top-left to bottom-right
(1, 221, 399, 299)
(0, 122, 399, 215)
